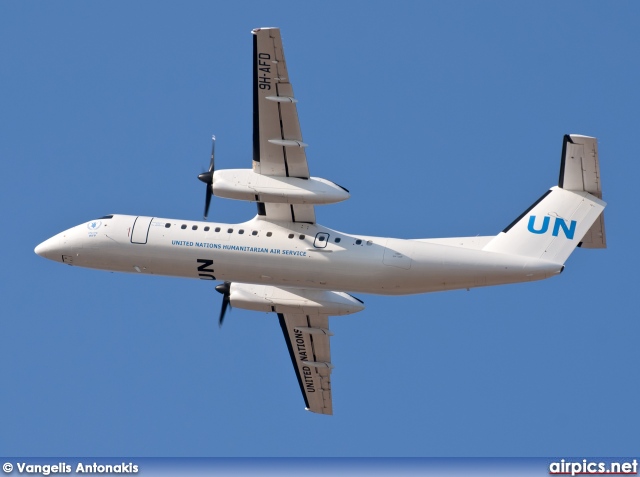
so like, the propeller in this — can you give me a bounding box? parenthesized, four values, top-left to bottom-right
(197, 135, 216, 220)
(215, 281, 231, 327)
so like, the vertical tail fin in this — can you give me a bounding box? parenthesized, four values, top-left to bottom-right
(483, 135, 606, 264)
(559, 134, 606, 248)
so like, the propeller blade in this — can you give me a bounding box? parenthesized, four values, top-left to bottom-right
(219, 295, 230, 328)
(198, 136, 216, 220)
(209, 135, 216, 173)
(203, 184, 212, 220)
(215, 281, 231, 328)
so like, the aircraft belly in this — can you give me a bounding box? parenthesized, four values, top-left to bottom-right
(405, 242, 561, 294)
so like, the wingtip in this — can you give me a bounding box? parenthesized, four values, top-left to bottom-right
(568, 133, 596, 140)
(251, 27, 279, 34)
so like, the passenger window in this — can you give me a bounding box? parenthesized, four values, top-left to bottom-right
(181, 224, 187, 230)
(165, 223, 171, 228)
(204, 226, 210, 232)
(319, 236, 326, 242)
(238, 229, 244, 234)
(355, 239, 362, 245)
(335, 237, 341, 243)
(266, 232, 272, 237)
(288, 234, 294, 239)
(192, 225, 198, 230)
(215, 227, 221, 232)
(252, 231, 258, 236)
(228, 228, 233, 233)
(299, 235, 305, 240)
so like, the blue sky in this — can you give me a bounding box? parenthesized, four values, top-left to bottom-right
(1, 1, 639, 457)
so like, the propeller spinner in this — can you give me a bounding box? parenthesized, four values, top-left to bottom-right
(197, 135, 216, 220)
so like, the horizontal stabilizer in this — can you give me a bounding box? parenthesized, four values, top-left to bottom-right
(578, 212, 606, 249)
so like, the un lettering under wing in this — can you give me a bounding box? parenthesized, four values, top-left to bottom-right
(278, 313, 333, 415)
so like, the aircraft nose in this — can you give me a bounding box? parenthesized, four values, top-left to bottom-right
(34, 235, 61, 261)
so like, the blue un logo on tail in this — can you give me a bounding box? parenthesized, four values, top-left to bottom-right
(527, 216, 577, 239)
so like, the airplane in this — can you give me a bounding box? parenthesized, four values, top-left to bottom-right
(34, 27, 607, 415)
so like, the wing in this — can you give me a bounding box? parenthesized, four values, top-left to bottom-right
(252, 27, 315, 224)
(278, 313, 333, 415)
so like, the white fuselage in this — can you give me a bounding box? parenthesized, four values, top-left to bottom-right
(35, 214, 563, 296)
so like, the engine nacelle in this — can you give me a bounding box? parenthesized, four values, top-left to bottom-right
(229, 283, 364, 316)
(211, 169, 350, 205)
